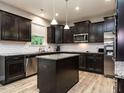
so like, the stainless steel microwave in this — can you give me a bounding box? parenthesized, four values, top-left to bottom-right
(73, 33, 88, 43)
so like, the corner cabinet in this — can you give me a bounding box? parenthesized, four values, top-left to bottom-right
(0, 10, 31, 42)
(63, 26, 74, 43)
(47, 25, 64, 44)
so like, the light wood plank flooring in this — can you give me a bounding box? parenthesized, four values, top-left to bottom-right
(0, 71, 115, 93)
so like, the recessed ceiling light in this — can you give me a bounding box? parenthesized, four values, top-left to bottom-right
(55, 13, 59, 16)
(75, 6, 80, 11)
(105, 0, 111, 2)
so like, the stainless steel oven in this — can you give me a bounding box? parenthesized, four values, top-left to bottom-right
(73, 33, 88, 43)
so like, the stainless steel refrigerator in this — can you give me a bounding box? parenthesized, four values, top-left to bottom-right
(104, 32, 115, 77)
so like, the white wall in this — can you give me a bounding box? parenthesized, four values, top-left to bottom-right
(0, 1, 51, 53)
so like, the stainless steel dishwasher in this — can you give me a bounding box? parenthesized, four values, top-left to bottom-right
(25, 55, 37, 77)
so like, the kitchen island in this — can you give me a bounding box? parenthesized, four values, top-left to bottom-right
(37, 53, 79, 93)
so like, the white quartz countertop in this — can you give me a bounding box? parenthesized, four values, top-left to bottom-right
(36, 53, 80, 60)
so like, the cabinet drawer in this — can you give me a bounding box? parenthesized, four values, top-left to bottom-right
(5, 56, 24, 61)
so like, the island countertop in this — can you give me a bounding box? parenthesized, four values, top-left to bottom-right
(36, 53, 80, 60)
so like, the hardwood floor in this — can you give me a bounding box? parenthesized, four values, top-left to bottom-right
(0, 71, 115, 93)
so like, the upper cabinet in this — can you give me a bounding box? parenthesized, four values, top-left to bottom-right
(47, 27, 55, 43)
(0, 11, 18, 40)
(47, 25, 64, 44)
(54, 25, 64, 44)
(96, 22, 104, 42)
(63, 26, 74, 43)
(74, 21, 90, 34)
(104, 16, 115, 32)
(89, 22, 104, 43)
(0, 10, 31, 42)
(18, 17, 31, 41)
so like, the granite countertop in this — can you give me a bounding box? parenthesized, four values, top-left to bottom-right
(62, 51, 104, 55)
(0, 51, 104, 56)
(0, 51, 57, 56)
(36, 53, 80, 61)
(114, 61, 124, 79)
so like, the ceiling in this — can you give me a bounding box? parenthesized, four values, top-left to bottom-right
(0, 0, 115, 23)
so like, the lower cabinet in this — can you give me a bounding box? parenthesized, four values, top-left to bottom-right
(79, 54, 87, 70)
(79, 53, 104, 74)
(117, 79, 124, 93)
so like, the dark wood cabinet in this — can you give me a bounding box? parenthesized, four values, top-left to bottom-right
(96, 22, 104, 42)
(0, 11, 18, 40)
(79, 53, 104, 74)
(55, 25, 64, 44)
(87, 54, 104, 74)
(47, 25, 64, 44)
(0, 10, 31, 42)
(104, 16, 115, 32)
(116, 0, 124, 61)
(74, 21, 90, 34)
(89, 23, 97, 43)
(87, 54, 96, 72)
(47, 27, 55, 43)
(37, 55, 79, 93)
(63, 26, 74, 43)
(18, 17, 31, 41)
(95, 54, 104, 73)
(79, 54, 87, 70)
(89, 22, 104, 43)
(117, 79, 124, 93)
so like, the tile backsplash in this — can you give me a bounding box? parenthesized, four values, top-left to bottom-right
(0, 42, 104, 54)
(60, 43, 104, 53)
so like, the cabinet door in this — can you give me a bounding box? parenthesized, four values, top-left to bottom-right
(74, 21, 90, 34)
(47, 27, 55, 43)
(95, 54, 104, 74)
(55, 25, 64, 44)
(116, 0, 124, 61)
(18, 17, 31, 41)
(79, 54, 87, 70)
(96, 22, 104, 42)
(104, 16, 115, 32)
(1, 11, 18, 40)
(117, 79, 124, 93)
(63, 27, 73, 43)
(89, 23, 97, 43)
(86, 54, 96, 72)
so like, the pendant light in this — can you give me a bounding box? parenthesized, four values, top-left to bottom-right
(64, 0, 70, 29)
(51, 0, 58, 25)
